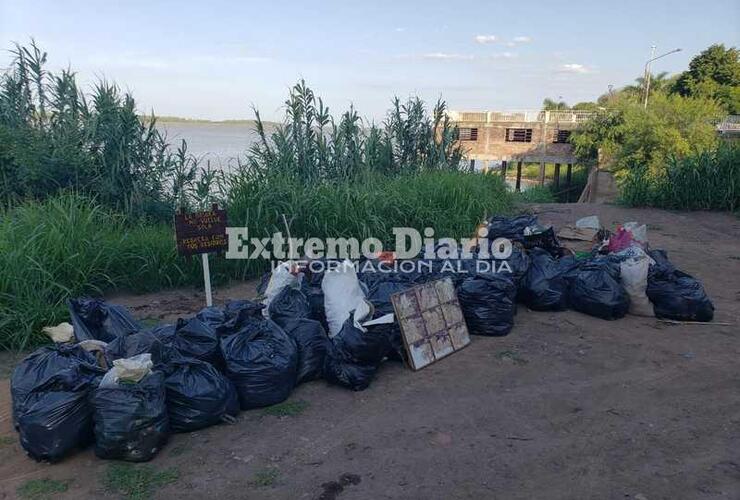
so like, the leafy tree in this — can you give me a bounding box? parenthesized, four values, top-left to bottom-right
(571, 92, 721, 175)
(622, 71, 678, 98)
(674, 44, 740, 113)
(542, 98, 569, 111)
(571, 101, 601, 111)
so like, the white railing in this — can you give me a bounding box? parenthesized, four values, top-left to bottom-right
(717, 115, 740, 132)
(449, 110, 597, 124)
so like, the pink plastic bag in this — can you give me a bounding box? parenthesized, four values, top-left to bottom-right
(607, 227, 634, 253)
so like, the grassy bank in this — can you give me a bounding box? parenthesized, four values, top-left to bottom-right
(0, 171, 514, 350)
(0, 195, 202, 349)
(0, 43, 524, 350)
(620, 143, 740, 211)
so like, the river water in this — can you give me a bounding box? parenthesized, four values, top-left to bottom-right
(156, 121, 535, 190)
(156, 121, 261, 169)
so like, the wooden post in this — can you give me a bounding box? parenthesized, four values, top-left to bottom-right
(516, 161, 522, 192)
(202, 253, 213, 307)
(470, 159, 475, 172)
(501, 160, 507, 177)
(553, 163, 561, 190)
(566, 163, 573, 202)
(539, 162, 546, 186)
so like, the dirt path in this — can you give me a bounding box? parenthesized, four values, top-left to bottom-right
(1, 204, 738, 500)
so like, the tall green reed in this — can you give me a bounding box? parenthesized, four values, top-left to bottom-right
(620, 142, 739, 211)
(0, 40, 217, 219)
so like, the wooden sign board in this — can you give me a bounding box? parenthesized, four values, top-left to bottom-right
(175, 205, 228, 256)
(391, 278, 470, 371)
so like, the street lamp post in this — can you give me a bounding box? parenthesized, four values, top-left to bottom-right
(643, 47, 682, 108)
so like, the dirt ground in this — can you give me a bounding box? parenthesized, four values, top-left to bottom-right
(1, 203, 738, 500)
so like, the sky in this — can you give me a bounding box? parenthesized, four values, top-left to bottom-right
(1, 0, 739, 122)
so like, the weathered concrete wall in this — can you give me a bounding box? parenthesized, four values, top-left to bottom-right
(455, 120, 579, 165)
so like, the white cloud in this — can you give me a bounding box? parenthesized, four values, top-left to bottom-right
(395, 27, 406, 32)
(474, 35, 498, 44)
(489, 52, 516, 59)
(423, 52, 475, 61)
(513, 36, 532, 43)
(558, 63, 592, 74)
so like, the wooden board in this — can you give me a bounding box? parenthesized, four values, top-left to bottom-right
(391, 278, 470, 371)
(174, 205, 228, 256)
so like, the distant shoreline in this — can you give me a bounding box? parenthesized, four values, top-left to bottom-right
(141, 115, 278, 126)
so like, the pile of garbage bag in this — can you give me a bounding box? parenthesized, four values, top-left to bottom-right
(647, 250, 714, 321)
(457, 274, 517, 336)
(11, 344, 104, 462)
(9, 213, 715, 464)
(91, 357, 169, 461)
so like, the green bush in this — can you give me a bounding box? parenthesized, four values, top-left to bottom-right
(620, 142, 740, 211)
(227, 168, 512, 247)
(0, 41, 210, 219)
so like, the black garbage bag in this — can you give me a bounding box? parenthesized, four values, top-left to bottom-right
(364, 280, 409, 361)
(15, 364, 102, 462)
(520, 249, 581, 311)
(569, 259, 630, 320)
(105, 329, 175, 366)
(11, 344, 101, 425)
(424, 257, 478, 287)
(366, 280, 406, 314)
(487, 214, 537, 243)
(323, 343, 379, 391)
(367, 322, 406, 362)
(333, 314, 392, 365)
(523, 226, 562, 257)
(301, 262, 329, 326)
(171, 317, 222, 367)
(195, 306, 226, 331)
(220, 318, 298, 409)
(646, 250, 714, 321)
(161, 357, 239, 432)
(67, 298, 140, 342)
(268, 287, 311, 328)
(303, 284, 327, 326)
(495, 244, 530, 296)
(91, 371, 169, 462)
(647, 249, 675, 275)
(216, 300, 267, 337)
(256, 271, 271, 296)
(457, 273, 517, 336)
(281, 319, 330, 384)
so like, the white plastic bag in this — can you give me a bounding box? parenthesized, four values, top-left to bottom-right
(614, 245, 655, 264)
(575, 215, 600, 230)
(322, 260, 372, 337)
(42, 322, 74, 343)
(100, 353, 153, 387)
(623, 222, 648, 247)
(620, 258, 653, 317)
(262, 261, 301, 317)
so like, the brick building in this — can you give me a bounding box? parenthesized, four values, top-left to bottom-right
(448, 110, 595, 170)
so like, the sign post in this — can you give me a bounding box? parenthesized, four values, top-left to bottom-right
(201, 253, 213, 306)
(174, 204, 228, 307)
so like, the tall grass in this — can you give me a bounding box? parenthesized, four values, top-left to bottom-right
(226, 169, 511, 244)
(247, 80, 464, 183)
(0, 194, 211, 349)
(1, 172, 513, 350)
(620, 142, 740, 210)
(0, 45, 520, 351)
(0, 41, 215, 219)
